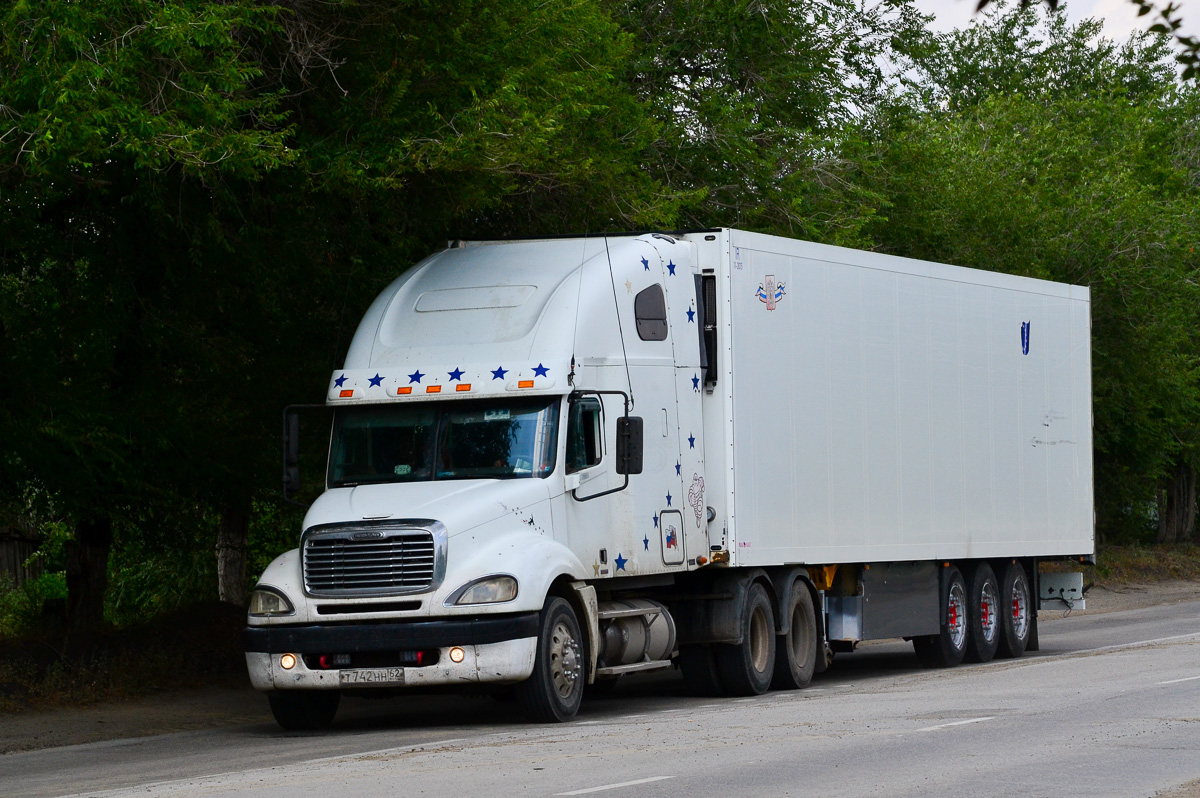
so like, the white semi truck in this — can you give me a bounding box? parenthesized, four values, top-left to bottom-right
(244, 229, 1094, 729)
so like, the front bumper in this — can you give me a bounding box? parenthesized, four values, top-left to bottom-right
(243, 612, 540, 691)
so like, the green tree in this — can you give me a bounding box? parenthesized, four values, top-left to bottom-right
(869, 7, 1200, 542)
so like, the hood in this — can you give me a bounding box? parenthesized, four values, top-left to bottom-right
(302, 478, 554, 538)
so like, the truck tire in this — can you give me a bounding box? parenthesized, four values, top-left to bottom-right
(996, 560, 1032, 659)
(771, 582, 816, 690)
(913, 565, 968, 668)
(516, 597, 584, 722)
(267, 690, 340, 731)
(678, 645, 725, 697)
(964, 561, 1001, 663)
(715, 582, 776, 695)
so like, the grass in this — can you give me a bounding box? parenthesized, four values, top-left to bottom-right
(1085, 543, 1200, 585)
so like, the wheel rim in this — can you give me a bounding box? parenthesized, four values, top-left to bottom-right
(947, 581, 967, 650)
(549, 619, 582, 699)
(979, 579, 999, 643)
(749, 604, 771, 673)
(1010, 574, 1030, 639)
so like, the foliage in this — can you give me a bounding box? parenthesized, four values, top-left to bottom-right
(0, 572, 66, 639)
(868, 7, 1200, 541)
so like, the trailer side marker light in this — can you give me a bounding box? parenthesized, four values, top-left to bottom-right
(518, 380, 535, 388)
(456, 383, 471, 392)
(280, 653, 297, 670)
(339, 389, 354, 398)
(426, 385, 441, 394)
(449, 646, 466, 663)
(397, 387, 412, 395)
(697, 556, 708, 566)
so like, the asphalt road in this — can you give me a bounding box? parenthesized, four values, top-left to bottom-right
(3, 599, 1199, 798)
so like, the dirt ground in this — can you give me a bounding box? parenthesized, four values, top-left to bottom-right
(2, 579, 1199, 756)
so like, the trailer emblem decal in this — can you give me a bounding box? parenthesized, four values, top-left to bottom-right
(667, 261, 677, 276)
(334, 374, 347, 387)
(368, 373, 384, 387)
(1021, 321, 1031, 355)
(665, 526, 678, 549)
(687, 305, 696, 323)
(641, 256, 650, 271)
(407, 370, 424, 384)
(448, 367, 464, 381)
(756, 275, 785, 310)
(491, 366, 508, 380)
(675, 460, 681, 475)
(688, 475, 706, 528)
(665, 492, 672, 507)
(643, 533, 650, 551)
(532, 363, 550, 377)
(692, 373, 700, 391)
(688, 433, 696, 449)
(614, 553, 628, 571)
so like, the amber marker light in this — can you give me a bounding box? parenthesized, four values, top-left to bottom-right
(426, 385, 441, 393)
(518, 380, 535, 388)
(456, 384, 471, 392)
(339, 389, 354, 398)
(280, 653, 297, 670)
(397, 387, 412, 395)
(449, 647, 466, 663)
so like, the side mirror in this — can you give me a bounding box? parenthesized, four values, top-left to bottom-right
(284, 410, 301, 495)
(616, 416, 643, 475)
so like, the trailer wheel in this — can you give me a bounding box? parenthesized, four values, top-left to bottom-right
(996, 560, 1031, 658)
(964, 562, 1001, 663)
(516, 597, 584, 722)
(771, 582, 816, 690)
(715, 582, 776, 695)
(913, 565, 968, 668)
(267, 690, 340, 731)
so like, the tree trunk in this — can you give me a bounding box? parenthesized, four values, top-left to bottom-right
(216, 503, 250, 607)
(66, 515, 112, 658)
(1157, 462, 1198, 544)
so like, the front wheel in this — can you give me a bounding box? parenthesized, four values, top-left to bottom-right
(516, 597, 584, 722)
(267, 690, 340, 731)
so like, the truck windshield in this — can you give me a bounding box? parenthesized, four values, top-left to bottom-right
(328, 398, 559, 487)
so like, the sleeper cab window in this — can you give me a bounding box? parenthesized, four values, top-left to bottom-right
(566, 396, 603, 473)
(635, 284, 668, 341)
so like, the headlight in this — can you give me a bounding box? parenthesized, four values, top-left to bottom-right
(248, 587, 295, 616)
(446, 575, 518, 606)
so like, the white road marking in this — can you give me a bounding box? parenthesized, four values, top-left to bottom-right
(557, 776, 676, 795)
(916, 716, 995, 732)
(1157, 675, 1200, 685)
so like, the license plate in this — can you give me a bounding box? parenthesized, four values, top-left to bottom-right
(339, 667, 405, 685)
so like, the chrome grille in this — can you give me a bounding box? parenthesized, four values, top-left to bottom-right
(302, 522, 445, 596)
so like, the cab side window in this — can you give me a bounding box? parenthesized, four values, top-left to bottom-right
(566, 397, 603, 473)
(634, 284, 668, 341)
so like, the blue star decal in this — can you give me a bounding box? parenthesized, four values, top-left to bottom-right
(641, 256, 649, 271)
(491, 366, 508, 380)
(653, 515, 659, 528)
(688, 433, 696, 449)
(687, 306, 696, 323)
(532, 363, 550, 377)
(666, 492, 672, 507)
(692, 373, 700, 391)
(334, 374, 348, 388)
(614, 553, 628, 571)
(407, 370, 424, 384)
(667, 261, 677, 276)
(448, 367, 464, 381)
(368, 373, 384, 388)
(643, 534, 650, 551)
(675, 460, 681, 475)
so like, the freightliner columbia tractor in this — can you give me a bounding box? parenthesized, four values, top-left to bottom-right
(244, 229, 1093, 729)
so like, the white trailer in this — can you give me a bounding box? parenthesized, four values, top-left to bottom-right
(245, 229, 1094, 728)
